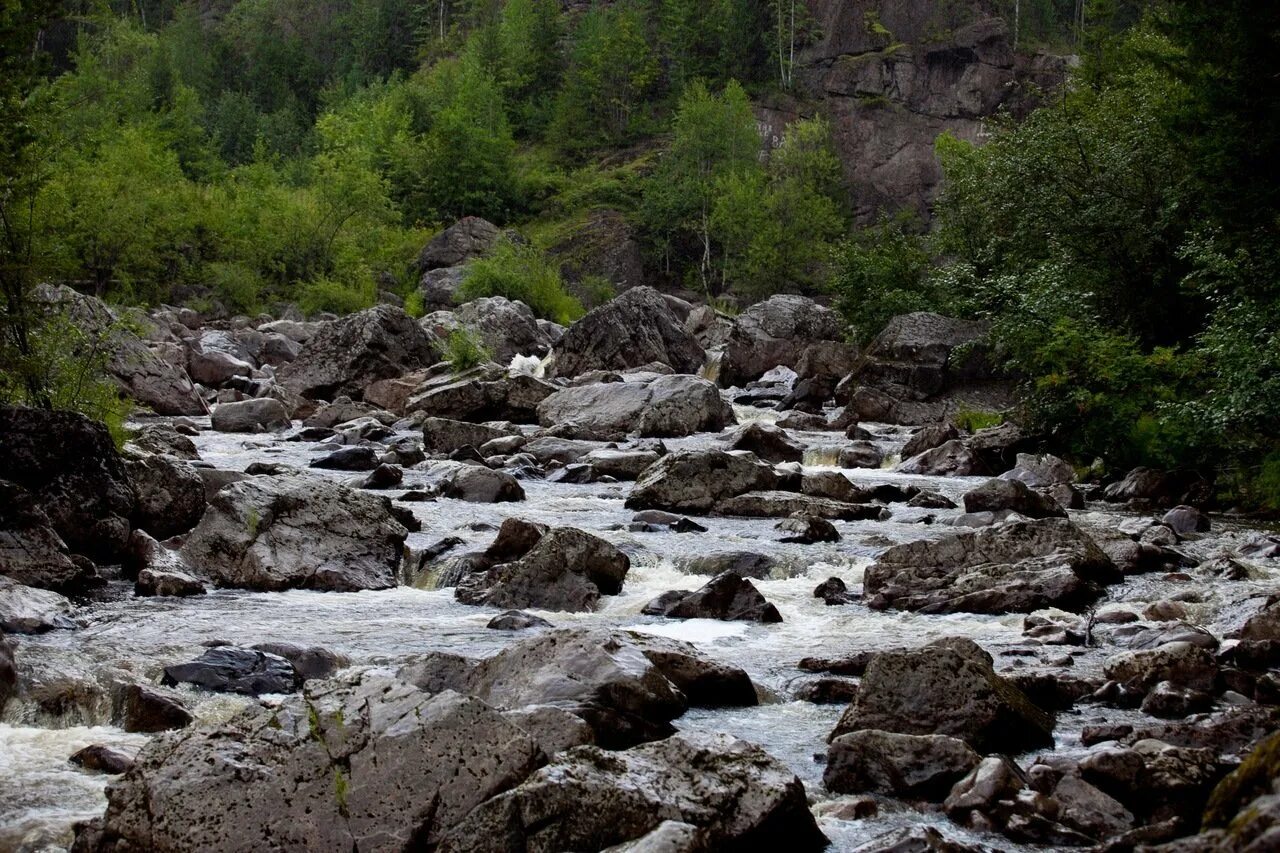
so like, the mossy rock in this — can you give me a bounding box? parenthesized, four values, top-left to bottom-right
(1203, 730, 1280, 829)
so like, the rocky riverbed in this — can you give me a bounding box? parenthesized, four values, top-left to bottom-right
(3, 283, 1279, 852)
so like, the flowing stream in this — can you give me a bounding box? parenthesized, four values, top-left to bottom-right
(2, 405, 1277, 852)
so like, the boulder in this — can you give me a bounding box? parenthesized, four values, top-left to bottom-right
(851, 312, 993, 398)
(124, 452, 206, 539)
(1103, 642, 1218, 694)
(85, 678, 541, 851)
(1000, 452, 1076, 488)
(538, 374, 733, 440)
(719, 295, 850, 388)
(487, 610, 552, 630)
(0, 481, 86, 592)
(249, 642, 350, 680)
(0, 576, 75, 633)
(70, 744, 135, 775)
(418, 216, 501, 269)
(962, 477, 1066, 519)
(682, 551, 776, 579)
(1162, 505, 1211, 535)
(0, 634, 13, 712)
(865, 518, 1119, 614)
(642, 572, 782, 623)
(625, 450, 778, 514)
(134, 567, 206, 598)
(777, 514, 840, 543)
(119, 684, 193, 733)
(585, 449, 662, 481)
(825, 730, 981, 799)
(1103, 467, 1204, 508)
(423, 461, 526, 503)
(436, 732, 827, 852)
(186, 330, 255, 386)
(308, 445, 379, 471)
(210, 398, 290, 433)
(549, 287, 705, 378)
(901, 422, 961, 459)
(179, 475, 406, 592)
(404, 363, 557, 423)
(546, 209, 647, 296)
(896, 439, 984, 476)
(831, 647, 1054, 753)
(624, 632, 758, 708)
(839, 441, 885, 469)
(455, 296, 553, 363)
(161, 647, 301, 695)
(422, 417, 515, 456)
(456, 525, 630, 612)
(721, 422, 804, 464)
(127, 424, 199, 460)
(0, 406, 135, 563)
(279, 305, 437, 401)
(715, 492, 886, 521)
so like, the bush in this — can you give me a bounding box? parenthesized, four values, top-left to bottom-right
(436, 327, 492, 372)
(951, 408, 1005, 433)
(456, 239, 584, 324)
(297, 277, 376, 316)
(830, 215, 942, 344)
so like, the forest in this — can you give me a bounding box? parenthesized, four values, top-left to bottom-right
(1, 0, 1277, 508)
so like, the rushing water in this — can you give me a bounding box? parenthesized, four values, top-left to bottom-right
(2, 405, 1277, 851)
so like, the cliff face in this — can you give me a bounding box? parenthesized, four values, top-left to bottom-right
(760, 0, 1069, 223)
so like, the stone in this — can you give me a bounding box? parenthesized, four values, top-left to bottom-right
(1102, 467, 1202, 508)
(424, 461, 526, 503)
(825, 729, 981, 799)
(421, 417, 514, 456)
(625, 632, 758, 708)
(777, 514, 840, 543)
(120, 684, 193, 733)
(1163, 505, 1211, 534)
(962, 477, 1066, 519)
(585, 449, 662, 481)
(0, 484, 86, 594)
(308, 445, 379, 471)
(0, 406, 135, 563)
(719, 295, 850, 388)
(722, 422, 804, 464)
(134, 567, 206, 598)
(435, 732, 827, 852)
(454, 296, 553, 363)
(404, 363, 557, 424)
(487, 610, 552, 630)
(180, 475, 406, 592)
(550, 287, 705, 378)
(832, 647, 1055, 753)
(902, 422, 961, 459)
(642, 572, 782, 623)
(625, 450, 777, 514)
(865, 518, 1119, 614)
(714, 491, 887, 521)
(249, 643, 350, 680)
(0, 576, 75, 633)
(1103, 641, 1218, 693)
(537, 374, 733, 440)
(418, 216, 500, 269)
(279, 305, 437, 401)
(210, 397, 290, 433)
(1000, 452, 1076, 488)
(86, 678, 541, 851)
(839, 441, 885, 469)
(456, 525, 630, 612)
(127, 424, 199, 460)
(681, 551, 776, 579)
(814, 577, 856, 605)
(161, 647, 301, 695)
(70, 744, 135, 775)
(897, 439, 984, 476)
(124, 451, 206, 539)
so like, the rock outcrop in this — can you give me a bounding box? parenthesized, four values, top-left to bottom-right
(719, 295, 853, 388)
(549, 287, 705, 378)
(279, 305, 437, 400)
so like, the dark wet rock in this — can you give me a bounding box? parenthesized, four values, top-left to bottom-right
(721, 422, 804, 464)
(839, 441, 886, 469)
(814, 577, 857, 606)
(119, 684, 193, 733)
(0, 406, 135, 564)
(487, 610, 552, 630)
(127, 424, 199, 461)
(642, 572, 782, 623)
(180, 475, 405, 592)
(456, 525, 629, 613)
(85, 677, 541, 852)
(907, 490, 957, 509)
(831, 647, 1054, 753)
(626, 450, 777, 514)
(1240, 598, 1280, 642)
(537, 374, 733, 440)
(550, 287, 705, 378)
(1103, 467, 1207, 508)
(249, 643, 349, 680)
(0, 576, 75, 633)
(865, 518, 1118, 614)
(962, 477, 1066, 519)
(800, 470, 867, 502)
(715, 491, 888, 521)
(134, 567, 206, 598)
(422, 417, 515, 456)
(720, 294, 850, 388)
(795, 677, 860, 705)
(0, 488, 83, 595)
(901, 422, 961, 459)
(435, 732, 827, 852)
(308, 445, 379, 471)
(1162, 505, 1211, 535)
(279, 305, 437, 401)
(1141, 680, 1215, 718)
(357, 463, 402, 490)
(124, 451, 206, 539)
(825, 729, 981, 799)
(896, 439, 984, 476)
(419, 216, 500, 270)
(778, 514, 840, 543)
(964, 422, 1031, 474)
(585, 449, 662, 481)
(161, 647, 301, 695)
(625, 632, 758, 708)
(70, 744, 135, 775)
(210, 397, 290, 433)
(0, 634, 16, 712)
(682, 551, 776, 579)
(424, 461, 525, 503)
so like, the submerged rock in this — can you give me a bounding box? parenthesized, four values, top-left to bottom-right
(642, 572, 782, 623)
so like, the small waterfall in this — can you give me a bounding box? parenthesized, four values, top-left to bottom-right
(699, 350, 723, 383)
(803, 445, 842, 467)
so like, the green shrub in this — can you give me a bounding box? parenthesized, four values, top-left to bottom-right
(297, 277, 376, 316)
(951, 408, 1005, 433)
(574, 274, 616, 309)
(436, 327, 492, 372)
(403, 289, 426, 319)
(205, 262, 264, 314)
(456, 239, 584, 324)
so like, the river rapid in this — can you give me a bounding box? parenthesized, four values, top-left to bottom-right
(3, 404, 1277, 852)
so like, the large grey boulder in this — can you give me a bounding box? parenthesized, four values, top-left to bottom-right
(210, 398, 290, 433)
(896, 439, 984, 475)
(642, 572, 782, 623)
(0, 481, 86, 592)
(625, 450, 778, 514)
(418, 216, 501, 270)
(721, 421, 804, 464)
(437, 732, 827, 852)
(537, 375, 734, 440)
(421, 417, 515, 456)
(186, 330, 255, 386)
(865, 518, 1120, 614)
(719, 295, 850, 388)
(456, 523, 630, 612)
(831, 647, 1055, 753)
(404, 363, 556, 423)
(123, 451, 206, 539)
(422, 461, 525, 503)
(180, 475, 405, 592)
(0, 406, 135, 563)
(279, 305, 437, 401)
(962, 477, 1066, 519)
(455, 296, 553, 363)
(825, 729, 981, 799)
(35, 285, 204, 415)
(0, 576, 75, 634)
(83, 678, 542, 852)
(549, 287, 705, 378)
